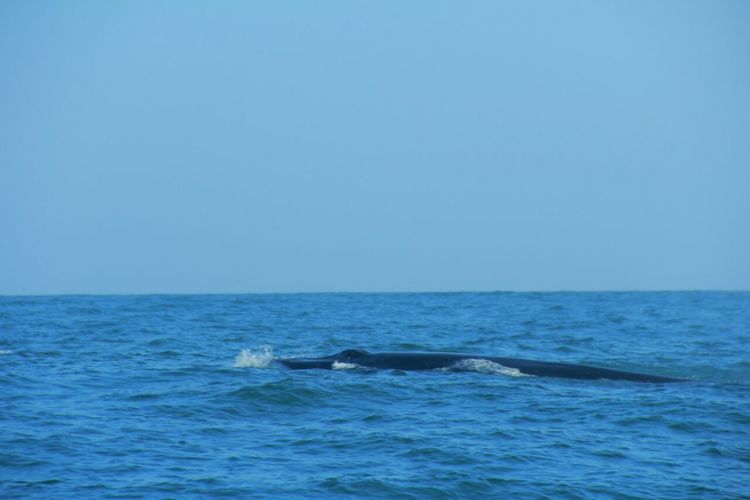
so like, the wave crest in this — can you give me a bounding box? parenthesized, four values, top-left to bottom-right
(332, 361, 359, 370)
(449, 358, 532, 377)
(234, 346, 274, 368)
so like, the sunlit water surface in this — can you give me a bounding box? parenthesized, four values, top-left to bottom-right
(1, 292, 749, 498)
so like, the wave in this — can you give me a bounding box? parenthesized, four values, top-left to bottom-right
(446, 358, 533, 377)
(233, 346, 274, 368)
(332, 361, 359, 370)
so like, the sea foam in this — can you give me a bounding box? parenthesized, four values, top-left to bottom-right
(234, 346, 274, 368)
(448, 358, 532, 377)
(332, 361, 359, 370)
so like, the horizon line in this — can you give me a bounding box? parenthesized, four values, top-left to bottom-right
(1, 288, 748, 298)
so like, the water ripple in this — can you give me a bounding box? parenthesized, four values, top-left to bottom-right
(1, 292, 748, 498)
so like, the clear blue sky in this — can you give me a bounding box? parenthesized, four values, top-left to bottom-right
(1, 1, 748, 294)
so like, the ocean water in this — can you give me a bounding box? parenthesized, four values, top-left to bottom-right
(1, 292, 749, 498)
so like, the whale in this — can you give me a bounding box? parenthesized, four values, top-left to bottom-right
(277, 349, 685, 383)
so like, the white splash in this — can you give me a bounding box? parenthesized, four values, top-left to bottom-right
(450, 358, 533, 377)
(234, 346, 274, 368)
(332, 361, 359, 370)
(0, 350, 12, 355)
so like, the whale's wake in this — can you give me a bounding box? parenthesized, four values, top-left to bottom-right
(447, 358, 532, 377)
(234, 346, 274, 368)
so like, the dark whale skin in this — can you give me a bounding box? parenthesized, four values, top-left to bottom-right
(277, 349, 685, 383)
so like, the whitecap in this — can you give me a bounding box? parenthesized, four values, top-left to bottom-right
(234, 346, 274, 368)
(332, 361, 359, 370)
(0, 350, 12, 355)
(449, 358, 533, 377)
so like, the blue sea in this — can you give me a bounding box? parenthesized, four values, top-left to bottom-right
(1, 292, 749, 498)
